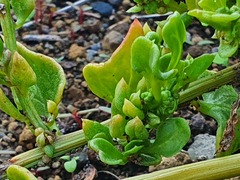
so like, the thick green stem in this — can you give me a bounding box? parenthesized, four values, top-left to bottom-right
(123, 153, 240, 180)
(0, 0, 17, 52)
(180, 62, 240, 103)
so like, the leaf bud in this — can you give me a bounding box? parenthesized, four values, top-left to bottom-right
(109, 114, 127, 138)
(34, 127, 44, 136)
(43, 144, 54, 158)
(36, 132, 46, 147)
(122, 99, 144, 119)
(129, 90, 142, 109)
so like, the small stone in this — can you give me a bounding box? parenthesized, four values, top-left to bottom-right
(91, 1, 114, 17)
(2, 120, 9, 127)
(19, 127, 35, 145)
(192, 35, 203, 44)
(15, 145, 23, 153)
(55, 20, 65, 29)
(188, 134, 216, 160)
(26, 143, 34, 150)
(102, 30, 124, 52)
(68, 44, 86, 59)
(52, 161, 61, 169)
(53, 175, 61, 180)
(8, 121, 18, 131)
(86, 49, 98, 61)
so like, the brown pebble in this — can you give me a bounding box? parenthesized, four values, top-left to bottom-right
(26, 143, 34, 150)
(68, 43, 86, 59)
(8, 121, 18, 131)
(53, 175, 61, 180)
(15, 145, 23, 153)
(19, 127, 35, 145)
(2, 120, 9, 127)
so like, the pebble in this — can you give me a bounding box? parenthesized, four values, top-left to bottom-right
(15, 145, 23, 153)
(91, 1, 114, 17)
(8, 121, 18, 131)
(68, 44, 86, 59)
(19, 127, 35, 145)
(86, 49, 98, 61)
(52, 161, 61, 169)
(188, 134, 216, 160)
(102, 30, 124, 52)
(108, 0, 122, 6)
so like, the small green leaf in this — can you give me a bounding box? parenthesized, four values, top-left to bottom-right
(125, 116, 149, 140)
(113, 78, 130, 115)
(198, 0, 226, 11)
(9, 51, 37, 94)
(109, 114, 127, 138)
(163, 12, 186, 70)
(60, 155, 71, 161)
(184, 54, 215, 83)
(64, 159, 77, 173)
(0, 88, 26, 122)
(127, 6, 143, 13)
(11, 0, 35, 29)
(7, 165, 37, 180)
(82, 119, 112, 142)
(218, 40, 238, 58)
(43, 144, 54, 158)
(122, 99, 144, 119)
(213, 53, 229, 66)
(89, 138, 128, 165)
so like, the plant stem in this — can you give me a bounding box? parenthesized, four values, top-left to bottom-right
(9, 120, 111, 167)
(179, 62, 240, 103)
(122, 153, 240, 180)
(0, 0, 17, 52)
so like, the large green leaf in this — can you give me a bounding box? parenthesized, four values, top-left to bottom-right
(154, 117, 190, 157)
(7, 165, 37, 180)
(142, 117, 190, 157)
(16, 42, 66, 116)
(83, 19, 144, 102)
(198, 85, 238, 148)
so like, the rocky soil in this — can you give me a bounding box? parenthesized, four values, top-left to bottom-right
(0, 0, 228, 179)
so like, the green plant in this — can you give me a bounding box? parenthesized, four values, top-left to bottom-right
(0, 0, 65, 162)
(60, 155, 80, 173)
(82, 12, 214, 166)
(4, 0, 240, 179)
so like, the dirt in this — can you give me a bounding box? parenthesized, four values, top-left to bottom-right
(0, 0, 226, 179)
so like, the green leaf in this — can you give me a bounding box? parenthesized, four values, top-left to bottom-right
(127, 6, 143, 13)
(64, 159, 77, 173)
(213, 53, 229, 66)
(83, 19, 144, 102)
(138, 153, 162, 166)
(218, 40, 238, 58)
(16, 41, 66, 116)
(184, 54, 215, 83)
(82, 119, 112, 142)
(146, 117, 190, 157)
(9, 51, 36, 94)
(89, 138, 128, 165)
(125, 116, 149, 140)
(11, 0, 35, 29)
(112, 78, 130, 115)
(109, 114, 127, 138)
(0, 88, 26, 122)
(198, 0, 226, 11)
(198, 85, 238, 148)
(162, 12, 186, 70)
(188, 10, 240, 30)
(7, 165, 37, 180)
